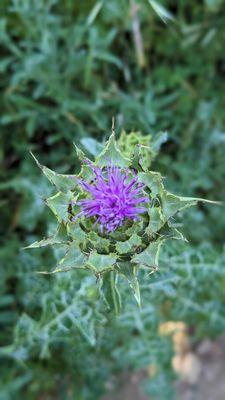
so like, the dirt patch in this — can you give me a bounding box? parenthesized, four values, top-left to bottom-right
(102, 337, 225, 400)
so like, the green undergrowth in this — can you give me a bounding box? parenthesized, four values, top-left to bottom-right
(0, 1, 225, 399)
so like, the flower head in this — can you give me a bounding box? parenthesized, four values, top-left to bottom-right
(76, 163, 148, 232)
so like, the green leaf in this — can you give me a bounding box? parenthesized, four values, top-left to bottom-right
(131, 145, 145, 171)
(161, 191, 197, 220)
(31, 153, 77, 192)
(24, 236, 62, 249)
(119, 263, 141, 306)
(73, 318, 96, 347)
(86, 1, 103, 26)
(46, 192, 73, 223)
(67, 221, 87, 244)
(58, 245, 87, 270)
(132, 238, 165, 268)
(148, 0, 175, 24)
(74, 144, 90, 164)
(100, 271, 122, 314)
(41, 244, 87, 274)
(169, 227, 187, 241)
(138, 171, 164, 196)
(75, 146, 94, 181)
(96, 133, 130, 168)
(24, 223, 68, 249)
(152, 131, 168, 153)
(116, 233, 142, 254)
(146, 207, 165, 234)
(80, 138, 104, 157)
(87, 251, 117, 273)
(88, 231, 110, 253)
(158, 222, 187, 241)
(131, 144, 154, 171)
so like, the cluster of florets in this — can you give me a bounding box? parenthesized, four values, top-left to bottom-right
(74, 162, 148, 232)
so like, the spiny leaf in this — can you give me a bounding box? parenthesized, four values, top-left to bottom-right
(176, 196, 221, 205)
(39, 244, 87, 274)
(75, 146, 95, 181)
(138, 171, 164, 196)
(31, 152, 77, 192)
(73, 317, 96, 347)
(96, 133, 130, 168)
(74, 144, 90, 164)
(88, 231, 110, 253)
(24, 223, 68, 249)
(67, 221, 87, 244)
(100, 271, 122, 314)
(146, 206, 165, 234)
(161, 191, 197, 220)
(131, 144, 154, 171)
(132, 238, 166, 268)
(87, 251, 117, 273)
(24, 236, 63, 249)
(115, 233, 142, 254)
(119, 263, 141, 306)
(80, 137, 104, 157)
(46, 192, 73, 223)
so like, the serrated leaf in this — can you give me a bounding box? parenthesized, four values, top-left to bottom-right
(24, 236, 63, 249)
(161, 191, 197, 220)
(76, 147, 94, 181)
(126, 219, 146, 236)
(132, 238, 165, 268)
(78, 164, 95, 182)
(138, 171, 164, 196)
(51, 244, 87, 273)
(24, 223, 68, 248)
(118, 263, 141, 306)
(100, 271, 121, 314)
(31, 152, 77, 192)
(73, 317, 96, 347)
(87, 251, 117, 273)
(80, 137, 104, 157)
(46, 192, 73, 223)
(131, 145, 145, 171)
(146, 207, 165, 234)
(74, 144, 90, 163)
(131, 144, 154, 171)
(116, 233, 142, 254)
(67, 221, 87, 244)
(170, 227, 187, 241)
(96, 133, 130, 168)
(159, 223, 187, 242)
(88, 231, 110, 253)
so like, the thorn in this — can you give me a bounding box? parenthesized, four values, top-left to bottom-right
(36, 271, 51, 275)
(111, 116, 115, 135)
(30, 151, 41, 168)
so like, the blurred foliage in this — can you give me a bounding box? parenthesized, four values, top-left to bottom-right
(0, 0, 225, 399)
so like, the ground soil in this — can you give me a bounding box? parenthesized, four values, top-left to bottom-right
(102, 337, 225, 400)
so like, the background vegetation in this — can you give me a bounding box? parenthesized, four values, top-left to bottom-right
(0, 0, 225, 399)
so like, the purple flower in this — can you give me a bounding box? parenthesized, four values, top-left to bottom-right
(75, 163, 149, 232)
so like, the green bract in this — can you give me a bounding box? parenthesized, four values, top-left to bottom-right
(28, 131, 213, 309)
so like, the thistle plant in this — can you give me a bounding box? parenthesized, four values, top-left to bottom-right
(27, 127, 215, 310)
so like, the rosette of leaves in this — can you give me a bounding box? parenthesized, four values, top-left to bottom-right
(27, 131, 215, 311)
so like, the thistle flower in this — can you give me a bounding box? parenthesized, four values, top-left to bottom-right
(76, 163, 148, 232)
(29, 130, 212, 308)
